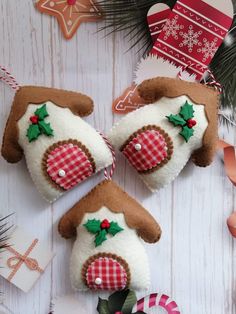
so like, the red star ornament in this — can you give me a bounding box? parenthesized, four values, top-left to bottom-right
(36, 0, 102, 39)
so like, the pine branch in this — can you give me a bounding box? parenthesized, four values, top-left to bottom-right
(0, 215, 11, 251)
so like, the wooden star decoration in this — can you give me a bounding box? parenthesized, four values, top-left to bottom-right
(36, 0, 102, 39)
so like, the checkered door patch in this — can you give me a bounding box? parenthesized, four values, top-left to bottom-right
(122, 127, 173, 173)
(86, 257, 128, 290)
(46, 142, 94, 190)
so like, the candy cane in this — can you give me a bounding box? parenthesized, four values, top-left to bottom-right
(132, 293, 181, 314)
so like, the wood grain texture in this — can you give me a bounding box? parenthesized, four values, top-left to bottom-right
(0, 1, 235, 313)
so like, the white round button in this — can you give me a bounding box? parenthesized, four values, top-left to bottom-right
(134, 143, 142, 151)
(58, 169, 66, 177)
(95, 277, 102, 285)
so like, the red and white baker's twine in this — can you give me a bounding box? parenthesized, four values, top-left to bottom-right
(177, 64, 222, 93)
(205, 69, 223, 93)
(0, 65, 20, 91)
(177, 63, 194, 80)
(99, 132, 116, 180)
(6, 239, 43, 282)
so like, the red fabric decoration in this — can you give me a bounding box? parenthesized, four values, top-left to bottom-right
(151, 0, 233, 80)
(122, 129, 169, 172)
(46, 143, 93, 190)
(86, 257, 127, 290)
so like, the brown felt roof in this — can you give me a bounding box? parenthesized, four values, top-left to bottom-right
(58, 180, 162, 244)
(1, 86, 94, 163)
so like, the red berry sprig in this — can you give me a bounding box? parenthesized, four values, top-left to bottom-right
(30, 115, 39, 124)
(27, 104, 53, 142)
(100, 219, 111, 229)
(186, 119, 197, 128)
(84, 218, 124, 247)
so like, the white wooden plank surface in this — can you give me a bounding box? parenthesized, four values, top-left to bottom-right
(0, 1, 235, 313)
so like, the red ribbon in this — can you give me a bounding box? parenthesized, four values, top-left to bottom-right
(6, 239, 43, 282)
(218, 139, 236, 186)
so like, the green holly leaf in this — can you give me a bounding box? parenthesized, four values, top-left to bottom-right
(35, 104, 49, 120)
(95, 229, 107, 247)
(26, 124, 41, 142)
(180, 126, 194, 142)
(38, 121, 54, 136)
(107, 221, 124, 236)
(83, 219, 101, 234)
(166, 114, 186, 126)
(179, 101, 194, 120)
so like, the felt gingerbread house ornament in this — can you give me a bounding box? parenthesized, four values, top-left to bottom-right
(1, 86, 113, 202)
(58, 180, 161, 291)
(109, 77, 219, 192)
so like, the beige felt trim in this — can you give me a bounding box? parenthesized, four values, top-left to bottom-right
(42, 139, 96, 191)
(58, 180, 162, 243)
(1, 86, 94, 163)
(138, 77, 219, 167)
(81, 253, 131, 289)
(120, 125, 173, 174)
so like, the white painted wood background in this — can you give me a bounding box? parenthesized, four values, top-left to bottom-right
(0, 1, 235, 313)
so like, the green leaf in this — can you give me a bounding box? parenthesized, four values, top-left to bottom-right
(35, 104, 49, 120)
(95, 229, 107, 247)
(179, 101, 194, 120)
(83, 219, 101, 234)
(108, 290, 131, 313)
(180, 126, 194, 142)
(105, 290, 139, 314)
(97, 298, 109, 314)
(107, 221, 124, 236)
(38, 121, 54, 136)
(166, 114, 186, 126)
(26, 124, 41, 142)
(121, 290, 138, 314)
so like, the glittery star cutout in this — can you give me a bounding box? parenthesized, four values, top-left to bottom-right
(36, 0, 102, 39)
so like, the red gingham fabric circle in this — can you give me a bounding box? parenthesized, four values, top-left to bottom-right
(122, 129, 169, 172)
(86, 257, 127, 290)
(46, 143, 93, 190)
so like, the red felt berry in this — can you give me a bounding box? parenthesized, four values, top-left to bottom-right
(67, 0, 76, 5)
(101, 219, 110, 229)
(30, 115, 39, 124)
(187, 119, 197, 128)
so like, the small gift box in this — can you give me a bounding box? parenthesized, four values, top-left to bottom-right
(0, 226, 54, 293)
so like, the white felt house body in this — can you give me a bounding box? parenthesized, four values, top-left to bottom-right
(1, 86, 113, 202)
(108, 78, 219, 192)
(58, 180, 162, 292)
(18, 102, 112, 202)
(71, 207, 150, 291)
